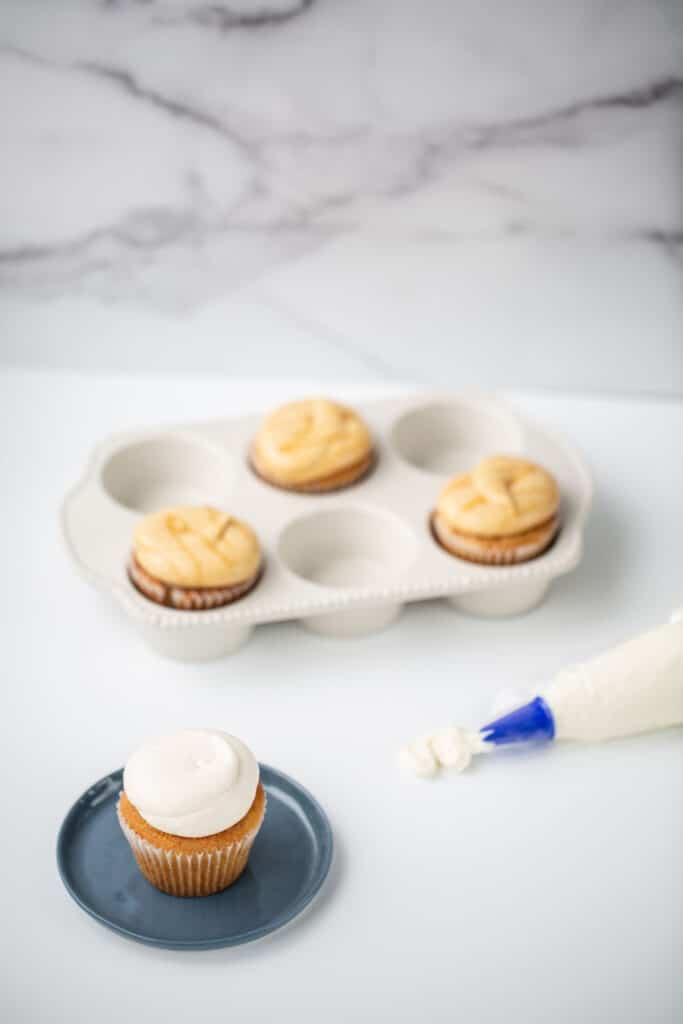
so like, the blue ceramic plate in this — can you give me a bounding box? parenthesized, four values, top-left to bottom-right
(57, 764, 333, 950)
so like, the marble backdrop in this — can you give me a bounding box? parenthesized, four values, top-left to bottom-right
(1, 1, 681, 393)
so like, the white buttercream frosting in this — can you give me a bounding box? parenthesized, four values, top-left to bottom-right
(398, 727, 491, 777)
(123, 729, 259, 838)
(399, 616, 683, 778)
(543, 620, 683, 742)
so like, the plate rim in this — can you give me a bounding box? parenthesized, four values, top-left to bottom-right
(56, 762, 334, 951)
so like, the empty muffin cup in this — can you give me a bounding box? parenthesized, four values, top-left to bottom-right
(101, 435, 235, 514)
(277, 507, 417, 636)
(391, 399, 523, 476)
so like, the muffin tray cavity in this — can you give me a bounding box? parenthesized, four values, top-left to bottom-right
(62, 394, 592, 660)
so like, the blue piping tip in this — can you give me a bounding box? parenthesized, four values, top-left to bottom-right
(480, 696, 555, 746)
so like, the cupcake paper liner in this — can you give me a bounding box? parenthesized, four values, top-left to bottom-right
(248, 447, 375, 494)
(431, 514, 559, 566)
(117, 797, 265, 897)
(128, 556, 261, 611)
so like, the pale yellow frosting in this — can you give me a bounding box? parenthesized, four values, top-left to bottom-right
(252, 398, 372, 486)
(133, 507, 261, 588)
(436, 456, 559, 537)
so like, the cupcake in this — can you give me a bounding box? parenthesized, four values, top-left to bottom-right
(432, 455, 560, 565)
(249, 397, 374, 493)
(118, 729, 266, 897)
(129, 506, 262, 610)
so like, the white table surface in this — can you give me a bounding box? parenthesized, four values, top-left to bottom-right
(2, 370, 682, 1024)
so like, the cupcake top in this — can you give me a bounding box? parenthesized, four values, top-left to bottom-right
(123, 729, 259, 838)
(437, 456, 559, 537)
(133, 506, 261, 588)
(251, 398, 372, 486)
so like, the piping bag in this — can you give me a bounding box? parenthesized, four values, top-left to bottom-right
(399, 609, 683, 777)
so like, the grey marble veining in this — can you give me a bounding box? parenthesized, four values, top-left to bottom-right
(0, 1, 681, 393)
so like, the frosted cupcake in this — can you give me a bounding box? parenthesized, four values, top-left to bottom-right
(129, 506, 262, 610)
(250, 398, 374, 493)
(432, 455, 560, 565)
(118, 729, 266, 897)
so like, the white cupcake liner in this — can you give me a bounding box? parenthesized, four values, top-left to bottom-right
(117, 797, 265, 897)
(432, 514, 559, 566)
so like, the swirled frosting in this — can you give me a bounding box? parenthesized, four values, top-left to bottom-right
(398, 727, 491, 777)
(436, 456, 559, 537)
(133, 506, 261, 588)
(251, 398, 372, 486)
(123, 729, 259, 838)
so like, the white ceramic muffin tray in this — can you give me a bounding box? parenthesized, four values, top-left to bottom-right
(61, 395, 592, 660)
